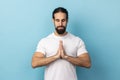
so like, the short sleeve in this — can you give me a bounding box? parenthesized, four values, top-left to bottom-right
(36, 39, 46, 55)
(77, 39, 88, 56)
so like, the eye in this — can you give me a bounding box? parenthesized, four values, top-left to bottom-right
(62, 19, 66, 22)
(55, 19, 60, 22)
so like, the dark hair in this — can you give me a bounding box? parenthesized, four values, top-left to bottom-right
(52, 7, 68, 20)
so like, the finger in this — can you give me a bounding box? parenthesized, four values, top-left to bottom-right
(59, 40, 63, 46)
(59, 40, 63, 49)
(59, 40, 63, 44)
(59, 40, 63, 48)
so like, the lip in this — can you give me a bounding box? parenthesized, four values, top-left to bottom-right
(58, 27, 64, 29)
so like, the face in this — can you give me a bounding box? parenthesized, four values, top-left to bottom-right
(53, 12, 68, 34)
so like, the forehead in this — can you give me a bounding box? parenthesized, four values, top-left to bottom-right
(54, 12, 67, 19)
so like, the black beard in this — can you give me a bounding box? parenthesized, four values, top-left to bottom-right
(55, 26, 66, 34)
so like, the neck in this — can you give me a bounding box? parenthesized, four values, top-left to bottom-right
(54, 31, 68, 37)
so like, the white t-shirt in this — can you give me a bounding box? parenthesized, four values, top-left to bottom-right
(36, 32, 88, 80)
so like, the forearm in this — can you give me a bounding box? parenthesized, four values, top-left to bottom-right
(64, 55, 91, 68)
(32, 55, 58, 68)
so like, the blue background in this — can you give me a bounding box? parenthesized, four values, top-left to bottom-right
(0, 0, 120, 80)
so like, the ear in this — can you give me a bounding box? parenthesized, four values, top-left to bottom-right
(52, 18, 54, 23)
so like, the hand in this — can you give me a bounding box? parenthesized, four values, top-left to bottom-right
(54, 48, 61, 59)
(59, 40, 68, 59)
(55, 40, 68, 59)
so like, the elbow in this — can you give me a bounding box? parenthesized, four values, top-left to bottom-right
(85, 62, 91, 68)
(79, 61, 91, 68)
(78, 62, 91, 68)
(32, 61, 37, 68)
(32, 61, 43, 68)
(85, 61, 91, 68)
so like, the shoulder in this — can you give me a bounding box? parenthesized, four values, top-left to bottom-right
(68, 33, 82, 41)
(68, 33, 85, 45)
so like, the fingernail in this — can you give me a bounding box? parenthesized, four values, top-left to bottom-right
(59, 40, 63, 43)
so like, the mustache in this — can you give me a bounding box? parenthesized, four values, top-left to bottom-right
(57, 26, 65, 28)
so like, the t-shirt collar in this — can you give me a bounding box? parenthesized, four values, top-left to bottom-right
(52, 32, 69, 39)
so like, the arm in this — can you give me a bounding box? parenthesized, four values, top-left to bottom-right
(63, 53, 91, 68)
(32, 52, 60, 68)
(32, 41, 63, 68)
(60, 40, 91, 68)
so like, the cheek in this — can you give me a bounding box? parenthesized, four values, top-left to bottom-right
(54, 22, 59, 26)
(63, 22, 67, 26)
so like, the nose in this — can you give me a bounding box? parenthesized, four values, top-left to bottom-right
(59, 21, 63, 26)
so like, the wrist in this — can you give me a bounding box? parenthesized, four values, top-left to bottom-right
(64, 55, 68, 59)
(54, 55, 60, 59)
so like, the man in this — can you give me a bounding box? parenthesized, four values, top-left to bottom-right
(32, 7, 91, 80)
